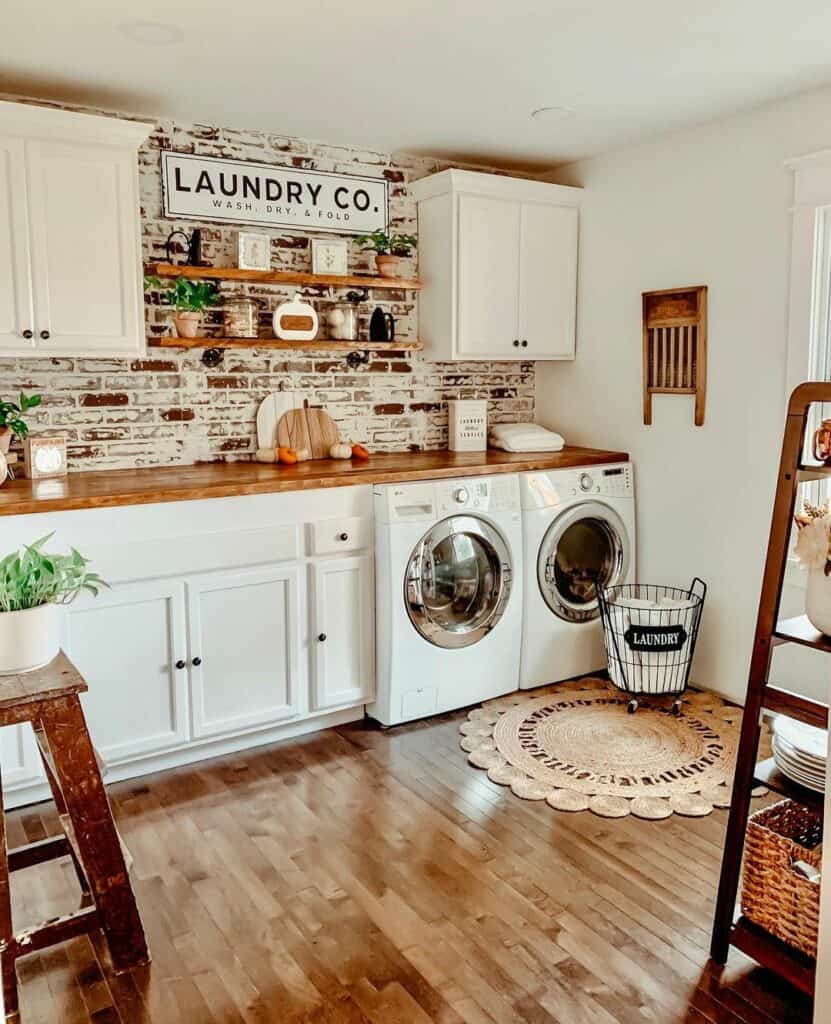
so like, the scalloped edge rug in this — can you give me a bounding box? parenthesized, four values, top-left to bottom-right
(460, 677, 767, 819)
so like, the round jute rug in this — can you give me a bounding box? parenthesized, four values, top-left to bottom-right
(460, 678, 766, 819)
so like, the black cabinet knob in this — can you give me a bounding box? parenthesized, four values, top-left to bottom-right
(513, 339, 520, 347)
(175, 659, 186, 670)
(22, 329, 33, 339)
(318, 633, 327, 642)
(192, 656, 202, 666)
(338, 532, 348, 541)
(521, 339, 528, 348)
(40, 330, 50, 340)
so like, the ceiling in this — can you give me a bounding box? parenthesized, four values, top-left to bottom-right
(4, 1, 831, 170)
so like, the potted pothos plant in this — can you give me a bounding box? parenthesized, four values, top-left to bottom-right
(0, 535, 106, 675)
(145, 275, 220, 338)
(0, 392, 41, 454)
(354, 230, 417, 278)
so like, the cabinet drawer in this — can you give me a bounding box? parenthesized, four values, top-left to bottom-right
(308, 516, 371, 556)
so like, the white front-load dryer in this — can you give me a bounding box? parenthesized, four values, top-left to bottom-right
(369, 474, 523, 726)
(520, 462, 635, 690)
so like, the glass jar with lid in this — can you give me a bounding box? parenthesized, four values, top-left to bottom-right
(223, 296, 259, 339)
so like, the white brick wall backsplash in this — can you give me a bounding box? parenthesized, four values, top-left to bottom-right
(0, 100, 535, 471)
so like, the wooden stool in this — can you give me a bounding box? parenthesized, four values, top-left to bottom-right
(0, 653, 148, 1018)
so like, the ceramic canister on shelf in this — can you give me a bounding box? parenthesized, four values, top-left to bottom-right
(272, 293, 319, 341)
(813, 418, 831, 464)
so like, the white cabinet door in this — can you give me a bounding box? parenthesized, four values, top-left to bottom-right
(25, 139, 143, 354)
(311, 554, 374, 711)
(187, 566, 302, 739)
(456, 194, 521, 357)
(0, 135, 33, 353)
(0, 724, 42, 791)
(518, 202, 578, 359)
(63, 579, 189, 764)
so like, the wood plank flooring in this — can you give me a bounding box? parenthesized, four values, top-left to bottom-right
(2, 709, 814, 1023)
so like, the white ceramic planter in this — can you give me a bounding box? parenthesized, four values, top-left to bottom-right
(806, 568, 831, 636)
(0, 604, 64, 675)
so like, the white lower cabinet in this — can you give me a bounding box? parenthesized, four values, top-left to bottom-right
(187, 566, 302, 739)
(311, 554, 374, 711)
(64, 578, 190, 764)
(0, 488, 375, 807)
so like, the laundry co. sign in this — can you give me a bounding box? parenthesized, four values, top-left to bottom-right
(161, 152, 389, 234)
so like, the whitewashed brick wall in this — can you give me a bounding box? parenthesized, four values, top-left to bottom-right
(0, 105, 534, 471)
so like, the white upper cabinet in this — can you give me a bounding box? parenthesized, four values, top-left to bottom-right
(0, 102, 151, 357)
(411, 169, 581, 361)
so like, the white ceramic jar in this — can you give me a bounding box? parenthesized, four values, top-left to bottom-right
(805, 568, 831, 636)
(0, 604, 64, 674)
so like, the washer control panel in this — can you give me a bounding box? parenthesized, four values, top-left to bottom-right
(435, 474, 520, 515)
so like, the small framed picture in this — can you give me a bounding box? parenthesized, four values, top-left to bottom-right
(236, 232, 271, 271)
(311, 239, 348, 276)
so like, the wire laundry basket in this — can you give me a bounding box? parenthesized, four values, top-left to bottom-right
(596, 578, 707, 714)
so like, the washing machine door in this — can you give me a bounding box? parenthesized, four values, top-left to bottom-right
(405, 515, 513, 649)
(538, 501, 630, 622)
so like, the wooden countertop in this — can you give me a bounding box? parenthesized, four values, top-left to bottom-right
(0, 447, 628, 517)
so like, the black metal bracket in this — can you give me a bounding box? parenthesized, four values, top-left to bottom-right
(201, 347, 224, 368)
(346, 350, 370, 369)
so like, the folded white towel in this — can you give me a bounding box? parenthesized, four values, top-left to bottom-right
(488, 423, 565, 452)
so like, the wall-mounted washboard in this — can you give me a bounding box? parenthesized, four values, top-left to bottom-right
(642, 286, 707, 426)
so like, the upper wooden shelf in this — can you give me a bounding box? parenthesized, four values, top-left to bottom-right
(773, 615, 831, 654)
(145, 263, 422, 291)
(797, 464, 831, 482)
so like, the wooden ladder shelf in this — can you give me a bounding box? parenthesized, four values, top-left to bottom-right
(711, 381, 831, 996)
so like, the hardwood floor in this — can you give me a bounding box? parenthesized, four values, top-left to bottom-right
(3, 709, 814, 1023)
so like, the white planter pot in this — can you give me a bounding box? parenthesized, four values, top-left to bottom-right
(0, 604, 64, 675)
(806, 568, 831, 636)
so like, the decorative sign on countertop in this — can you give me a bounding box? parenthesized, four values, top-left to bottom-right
(162, 152, 389, 234)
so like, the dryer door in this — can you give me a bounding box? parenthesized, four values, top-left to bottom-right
(405, 515, 513, 649)
(538, 501, 630, 622)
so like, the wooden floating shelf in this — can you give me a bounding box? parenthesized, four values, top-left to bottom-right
(147, 336, 423, 352)
(145, 263, 422, 291)
(753, 756, 824, 811)
(729, 917, 815, 997)
(797, 464, 831, 482)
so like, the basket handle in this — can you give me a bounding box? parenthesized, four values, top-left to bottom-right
(690, 577, 707, 601)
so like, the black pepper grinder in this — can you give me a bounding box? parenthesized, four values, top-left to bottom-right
(369, 307, 395, 342)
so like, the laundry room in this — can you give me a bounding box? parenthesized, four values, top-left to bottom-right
(2, 5, 831, 1023)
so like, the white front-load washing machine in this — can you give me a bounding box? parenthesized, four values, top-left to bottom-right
(369, 474, 523, 726)
(520, 462, 635, 690)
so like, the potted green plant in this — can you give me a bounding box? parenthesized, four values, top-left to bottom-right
(0, 535, 106, 675)
(145, 275, 220, 338)
(354, 230, 417, 278)
(0, 392, 41, 454)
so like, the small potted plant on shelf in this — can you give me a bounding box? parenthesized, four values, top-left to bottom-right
(0, 535, 106, 675)
(354, 230, 417, 278)
(0, 392, 41, 455)
(145, 275, 220, 339)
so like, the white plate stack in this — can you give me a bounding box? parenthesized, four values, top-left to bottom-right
(772, 717, 828, 794)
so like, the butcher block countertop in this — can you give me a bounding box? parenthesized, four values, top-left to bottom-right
(0, 447, 628, 517)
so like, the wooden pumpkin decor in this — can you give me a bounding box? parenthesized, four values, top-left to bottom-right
(272, 292, 319, 341)
(642, 285, 707, 426)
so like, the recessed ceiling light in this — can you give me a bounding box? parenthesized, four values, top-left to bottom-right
(118, 20, 184, 46)
(531, 106, 576, 123)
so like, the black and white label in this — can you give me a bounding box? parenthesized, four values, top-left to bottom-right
(624, 624, 688, 652)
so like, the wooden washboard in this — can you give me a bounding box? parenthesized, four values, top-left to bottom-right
(642, 285, 707, 426)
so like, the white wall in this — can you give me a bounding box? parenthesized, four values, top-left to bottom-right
(538, 85, 831, 705)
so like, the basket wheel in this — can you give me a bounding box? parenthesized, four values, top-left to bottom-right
(627, 699, 638, 714)
(672, 699, 683, 717)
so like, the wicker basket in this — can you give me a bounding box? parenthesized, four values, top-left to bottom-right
(741, 799, 822, 958)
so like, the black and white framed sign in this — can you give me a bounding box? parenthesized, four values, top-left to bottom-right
(161, 152, 389, 235)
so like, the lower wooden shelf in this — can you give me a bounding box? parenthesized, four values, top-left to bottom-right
(147, 336, 423, 352)
(730, 916, 815, 997)
(753, 757, 824, 811)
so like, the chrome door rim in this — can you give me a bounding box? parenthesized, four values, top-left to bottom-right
(405, 515, 513, 649)
(537, 501, 630, 622)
